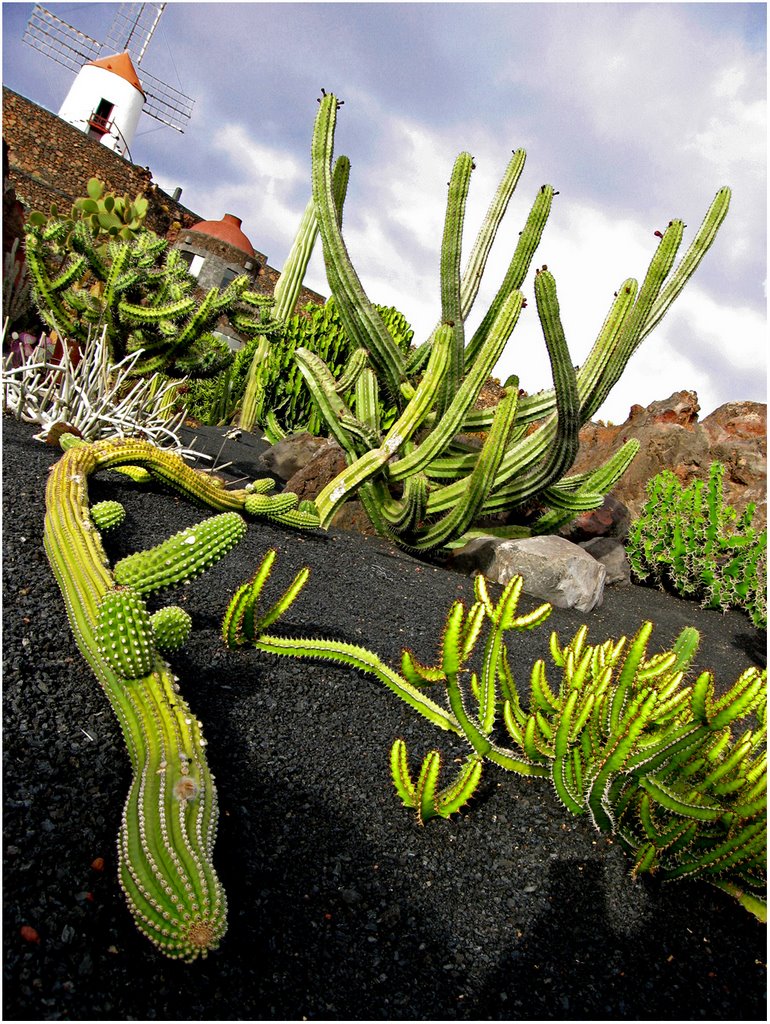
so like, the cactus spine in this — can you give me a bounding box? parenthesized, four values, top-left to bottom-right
(44, 435, 320, 959)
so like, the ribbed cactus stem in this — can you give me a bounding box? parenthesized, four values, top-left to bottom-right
(43, 435, 321, 959)
(272, 156, 350, 322)
(465, 184, 554, 366)
(311, 325, 454, 527)
(44, 445, 226, 960)
(409, 384, 520, 551)
(113, 512, 247, 595)
(151, 606, 193, 654)
(388, 289, 525, 483)
(459, 148, 526, 320)
(641, 187, 731, 342)
(312, 92, 406, 401)
(437, 152, 473, 414)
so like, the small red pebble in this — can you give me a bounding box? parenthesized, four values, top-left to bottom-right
(20, 925, 40, 944)
(85, 892, 95, 902)
(91, 857, 105, 872)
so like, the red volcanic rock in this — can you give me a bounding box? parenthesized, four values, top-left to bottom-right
(561, 495, 631, 542)
(702, 401, 767, 442)
(281, 438, 348, 505)
(644, 390, 700, 428)
(570, 392, 766, 534)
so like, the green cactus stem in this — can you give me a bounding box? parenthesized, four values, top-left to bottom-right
(90, 499, 126, 531)
(299, 92, 731, 553)
(113, 512, 248, 595)
(43, 434, 320, 960)
(24, 220, 268, 380)
(151, 606, 193, 654)
(311, 93, 407, 403)
(223, 552, 766, 919)
(236, 157, 352, 432)
(627, 461, 767, 628)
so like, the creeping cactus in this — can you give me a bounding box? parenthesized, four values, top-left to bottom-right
(224, 559, 767, 920)
(44, 434, 320, 960)
(627, 461, 767, 629)
(297, 92, 731, 552)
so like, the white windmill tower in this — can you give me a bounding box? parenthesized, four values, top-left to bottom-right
(22, 2, 194, 160)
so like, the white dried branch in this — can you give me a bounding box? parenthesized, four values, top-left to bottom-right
(1, 324, 209, 461)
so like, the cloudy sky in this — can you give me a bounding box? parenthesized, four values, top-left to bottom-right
(3, 1, 766, 422)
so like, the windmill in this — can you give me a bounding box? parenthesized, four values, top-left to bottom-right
(22, 2, 194, 159)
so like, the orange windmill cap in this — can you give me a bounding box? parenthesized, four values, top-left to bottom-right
(85, 51, 146, 98)
(189, 214, 256, 256)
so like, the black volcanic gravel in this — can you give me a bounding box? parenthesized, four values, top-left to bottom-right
(2, 415, 767, 1021)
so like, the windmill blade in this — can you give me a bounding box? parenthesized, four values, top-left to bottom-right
(139, 66, 195, 133)
(23, 4, 101, 73)
(102, 2, 166, 65)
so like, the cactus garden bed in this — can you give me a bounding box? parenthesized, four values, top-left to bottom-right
(3, 416, 766, 1021)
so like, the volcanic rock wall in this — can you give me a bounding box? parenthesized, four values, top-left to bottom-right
(569, 391, 767, 534)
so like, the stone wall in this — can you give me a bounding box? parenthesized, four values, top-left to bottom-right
(2, 87, 324, 310)
(3, 87, 198, 238)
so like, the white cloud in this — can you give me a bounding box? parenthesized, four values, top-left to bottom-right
(66, 3, 759, 427)
(202, 123, 305, 236)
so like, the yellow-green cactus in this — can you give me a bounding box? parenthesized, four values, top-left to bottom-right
(44, 434, 320, 960)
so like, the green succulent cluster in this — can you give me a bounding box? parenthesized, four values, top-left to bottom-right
(295, 92, 731, 553)
(187, 297, 413, 436)
(627, 462, 767, 629)
(27, 177, 149, 245)
(24, 217, 277, 380)
(225, 559, 767, 920)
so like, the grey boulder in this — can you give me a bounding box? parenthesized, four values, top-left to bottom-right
(483, 535, 607, 613)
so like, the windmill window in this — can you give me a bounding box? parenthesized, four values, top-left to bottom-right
(220, 267, 239, 289)
(88, 98, 114, 135)
(179, 251, 205, 278)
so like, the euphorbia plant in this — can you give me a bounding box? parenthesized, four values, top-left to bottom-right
(627, 461, 767, 628)
(225, 560, 767, 921)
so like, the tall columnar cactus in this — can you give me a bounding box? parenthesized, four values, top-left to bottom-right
(43, 434, 320, 960)
(234, 157, 352, 432)
(24, 218, 276, 380)
(297, 92, 731, 552)
(224, 558, 767, 920)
